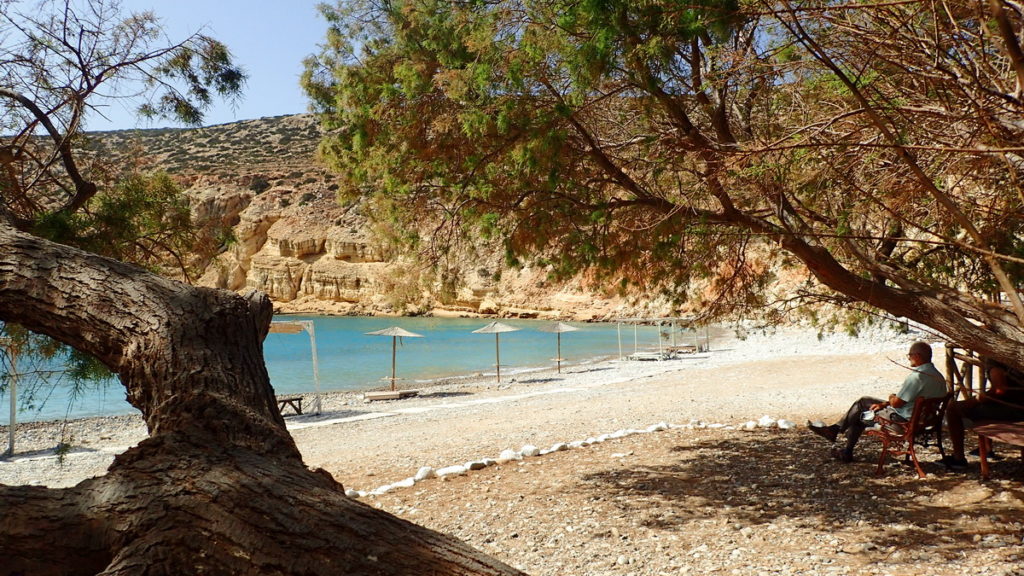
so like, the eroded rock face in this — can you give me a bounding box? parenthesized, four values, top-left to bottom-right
(193, 180, 657, 318)
(197, 182, 388, 309)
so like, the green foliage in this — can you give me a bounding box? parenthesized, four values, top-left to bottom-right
(305, 0, 1024, 342)
(32, 171, 216, 279)
(1, 323, 115, 418)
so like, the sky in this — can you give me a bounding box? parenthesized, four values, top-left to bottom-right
(85, 0, 330, 131)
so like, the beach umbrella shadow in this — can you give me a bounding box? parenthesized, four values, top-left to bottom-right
(537, 321, 580, 373)
(365, 326, 424, 391)
(472, 321, 520, 383)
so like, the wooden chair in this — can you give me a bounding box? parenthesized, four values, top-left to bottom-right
(866, 393, 951, 478)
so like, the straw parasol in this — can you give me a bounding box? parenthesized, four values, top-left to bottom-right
(366, 326, 424, 391)
(538, 321, 580, 373)
(472, 321, 520, 383)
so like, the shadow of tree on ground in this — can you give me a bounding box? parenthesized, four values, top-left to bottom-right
(579, 430, 1023, 566)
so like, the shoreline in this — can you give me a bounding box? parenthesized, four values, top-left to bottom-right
(1, 324, 924, 487)
(6, 314, 674, 424)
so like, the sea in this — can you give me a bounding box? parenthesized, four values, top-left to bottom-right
(2, 316, 699, 423)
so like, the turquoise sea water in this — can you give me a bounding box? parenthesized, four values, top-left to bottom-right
(3, 316, 686, 423)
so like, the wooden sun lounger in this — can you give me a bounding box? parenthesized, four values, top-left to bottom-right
(276, 396, 303, 416)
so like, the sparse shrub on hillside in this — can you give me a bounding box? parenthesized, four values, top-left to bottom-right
(249, 177, 270, 194)
(298, 192, 315, 205)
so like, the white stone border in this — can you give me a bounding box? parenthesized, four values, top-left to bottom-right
(344, 416, 796, 498)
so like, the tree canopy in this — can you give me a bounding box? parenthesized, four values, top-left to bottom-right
(304, 0, 1024, 368)
(1, 0, 245, 233)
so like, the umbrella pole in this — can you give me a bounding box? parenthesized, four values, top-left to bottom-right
(495, 333, 501, 383)
(391, 336, 397, 391)
(556, 332, 562, 373)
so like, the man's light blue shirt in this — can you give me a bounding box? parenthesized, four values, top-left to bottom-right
(895, 361, 946, 419)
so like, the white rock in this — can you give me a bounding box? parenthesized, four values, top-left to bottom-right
(393, 477, 416, 488)
(741, 421, 757, 430)
(520, 444, 541, 457)
(497, 449, 521, 462)
(549, 442, 568, 452)
(466, 460, 488, 471)
(436, 464, 468, 477)
(568, 440, 585, 449)
(345, 489, 361, 498)
(647, 422, 669, 432)
(758, 415, 776, 428)
(414, 466, 436, 481)
(777, 419, 796, 430)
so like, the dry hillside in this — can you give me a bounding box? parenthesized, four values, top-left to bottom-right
(84, 114, 728, 320)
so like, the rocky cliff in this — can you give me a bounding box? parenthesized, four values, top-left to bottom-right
(88, 114, 677, 320)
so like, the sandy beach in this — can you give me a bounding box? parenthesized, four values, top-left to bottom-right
(2, 326, 1022, 575)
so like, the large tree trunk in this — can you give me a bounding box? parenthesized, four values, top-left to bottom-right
(0, 223, 524, 576)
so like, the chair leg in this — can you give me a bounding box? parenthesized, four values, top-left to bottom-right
(979, 434, 991, 481)
(908, 446, 926, 478)
(875, 440, 889, 476)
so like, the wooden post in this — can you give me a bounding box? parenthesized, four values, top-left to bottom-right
(2, 338, 16, 457)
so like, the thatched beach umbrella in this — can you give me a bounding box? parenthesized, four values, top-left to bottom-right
(366, 326, 424, 391)
(472, 321, 520, 383)
(538, 321, 579, 373)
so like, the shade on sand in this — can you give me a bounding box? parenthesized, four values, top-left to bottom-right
(366, 326, 424, 391)
(472, 321, 520, 383)
(538, 321, 580, 373)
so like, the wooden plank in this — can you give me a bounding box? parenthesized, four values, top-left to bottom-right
(364, 390, 419, 401)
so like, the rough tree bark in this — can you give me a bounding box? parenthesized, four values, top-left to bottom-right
(0, 222, 525, 576)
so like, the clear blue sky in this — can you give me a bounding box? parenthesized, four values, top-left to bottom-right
(85, 0, 328, 131)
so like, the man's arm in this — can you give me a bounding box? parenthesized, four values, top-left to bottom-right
(869, 392, 906, 411)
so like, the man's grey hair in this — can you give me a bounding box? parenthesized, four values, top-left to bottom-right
(910, 341, 932, 361)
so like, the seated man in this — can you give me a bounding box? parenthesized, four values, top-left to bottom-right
(942, 358, 1024, 469)
(807, 341, 947, 462)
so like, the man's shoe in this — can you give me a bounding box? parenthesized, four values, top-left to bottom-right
(831, 446, 854, 463)
(807, 421, 840, 443)
(940, 455, 969, 470)
(969, 447, 1002, 460)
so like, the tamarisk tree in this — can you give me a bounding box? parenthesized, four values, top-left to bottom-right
(0, 1, 522, 574)
(304, 0, 1024, 369)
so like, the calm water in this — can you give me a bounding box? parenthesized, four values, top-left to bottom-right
(2, 317, 695, 423)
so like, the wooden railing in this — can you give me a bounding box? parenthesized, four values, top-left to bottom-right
(944, 343, 986, 400)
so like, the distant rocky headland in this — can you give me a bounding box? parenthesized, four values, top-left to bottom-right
(88, 114, 672, 320)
